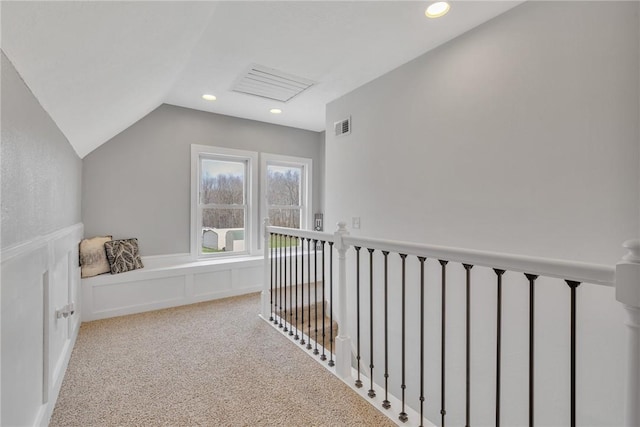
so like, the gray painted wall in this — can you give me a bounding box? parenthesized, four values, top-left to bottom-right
(1, 51, 82, 249)
(82, 104, 324, 256)
(326, 2, 638, 426)
(327, 0, 639, 266)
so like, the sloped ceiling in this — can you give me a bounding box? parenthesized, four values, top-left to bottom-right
(1, 1, 523, 158)
(2, 1, 217, 158)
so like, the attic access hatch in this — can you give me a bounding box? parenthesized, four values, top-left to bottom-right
(232, 64, 315, 102)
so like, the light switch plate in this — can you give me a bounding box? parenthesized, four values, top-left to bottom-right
(352, 217, 361, 229)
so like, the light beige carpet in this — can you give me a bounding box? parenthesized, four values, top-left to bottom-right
(50, 292, 395, 427)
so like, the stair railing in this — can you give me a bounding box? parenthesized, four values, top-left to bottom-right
(261, 219, 338, 362)
(261, 218, 640, 427)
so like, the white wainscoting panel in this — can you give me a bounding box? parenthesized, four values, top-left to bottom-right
(82, 255, 264, 321)
(1, 223, 83, 427)
(193, 270, 231, 296)
(92, 276, 186, 314)
(233, 265, 263, 290)
(49, 252, 70, 396)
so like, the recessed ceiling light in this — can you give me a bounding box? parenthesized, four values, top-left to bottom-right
(202, 94, 217, 101)
(270, 108, 282, 114)
(425, 1, 450, 18)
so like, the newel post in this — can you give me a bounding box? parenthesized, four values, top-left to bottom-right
(334, 221, 352, 379)
(615, 239, 640, 427)
(261, 218, 271, 320)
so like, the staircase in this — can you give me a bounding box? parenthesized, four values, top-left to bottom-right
(273, 282, 339, 350)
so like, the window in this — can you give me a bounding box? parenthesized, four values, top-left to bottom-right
(261, 153, 312, 245)
(191, 147, 311, 258)
(191, 145, 258, 258)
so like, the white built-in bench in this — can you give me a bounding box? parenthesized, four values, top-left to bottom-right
(81, 253, 264, 321)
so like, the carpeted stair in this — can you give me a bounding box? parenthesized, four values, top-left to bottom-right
(274, 283, 339, 350)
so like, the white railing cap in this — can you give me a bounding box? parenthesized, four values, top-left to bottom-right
(267, 226, 335, 243)
(341, 235, 615, 287)
(266, 224, 616, 287)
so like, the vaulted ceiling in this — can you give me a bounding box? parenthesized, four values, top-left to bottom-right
(2, 1, 523, 158)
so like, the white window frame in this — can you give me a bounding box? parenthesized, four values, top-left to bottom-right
(260, 153, 313, 243)
(191, 144, 259, 259)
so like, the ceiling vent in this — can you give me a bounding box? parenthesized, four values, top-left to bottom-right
(232, 64, 315, 102)
(334, 117, 351, 137)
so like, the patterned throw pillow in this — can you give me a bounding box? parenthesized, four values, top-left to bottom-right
(104, 238, 144, 274)
(79, 236, 112, 278)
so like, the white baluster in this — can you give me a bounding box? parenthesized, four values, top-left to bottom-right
(261, 218, 271, 320)
(616, 239, 640, 427)
(334, 221, 352, 379)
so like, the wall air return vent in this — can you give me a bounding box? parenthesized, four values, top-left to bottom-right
(334, 117, 351, 137)
(232, 64, 315, 102)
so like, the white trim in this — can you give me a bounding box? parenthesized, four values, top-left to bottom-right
(190, 144, 259, 260)
(265, 224, 615, 287)
(260, 152, 313, 246)
(0, 223, 83, 265)
(267, 225, 334, 243)
(341, 234, 615, 286)
(85, 254, 263, 286)
(140, 252, 192, 268)
(81, 253, 263, 321)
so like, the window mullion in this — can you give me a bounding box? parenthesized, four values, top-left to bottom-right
(200, 203, 247, 209)
(267, 204, 303, 209)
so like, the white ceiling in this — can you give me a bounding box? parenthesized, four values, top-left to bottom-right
(2, 1, 523, 158)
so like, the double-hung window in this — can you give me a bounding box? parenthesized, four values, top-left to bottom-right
(261, 153, 312, 235)
(191, 145, 258, 258)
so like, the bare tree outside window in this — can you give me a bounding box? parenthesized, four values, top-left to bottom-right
(266, 164, 304, 248)
(267, 165, 301, 229)
(200, 159, 246, 253)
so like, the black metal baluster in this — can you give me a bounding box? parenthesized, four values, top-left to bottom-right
(279, 234, 283, 328)
(313, 239, 319, 355)
(269, 233, 274, 322)
(418, 256, 427, 427)
(300, 238, 306, 346)
(399, 253, 408, 423)
(463, 264, 474, 427)
(294, 239, 299, 340)
(273, 234, 280, 325)
(321, 241, 327, 361)
(288, 239, 294, 336)
(368, 248, 376, 398)
(307, 238, 312, 350)
(525, 274, 538, 427)
(328, 242, 335, 367)
(355, 246, 363, 388)
(566, 280, 580, 427)
(494, 269, 505, 427)
(273, 234, 278, 325)
(284, 235, 288, 333)
(439, 260, 449, 427)
(382, 251, 391, 409)
(275, 234, 278, 325)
